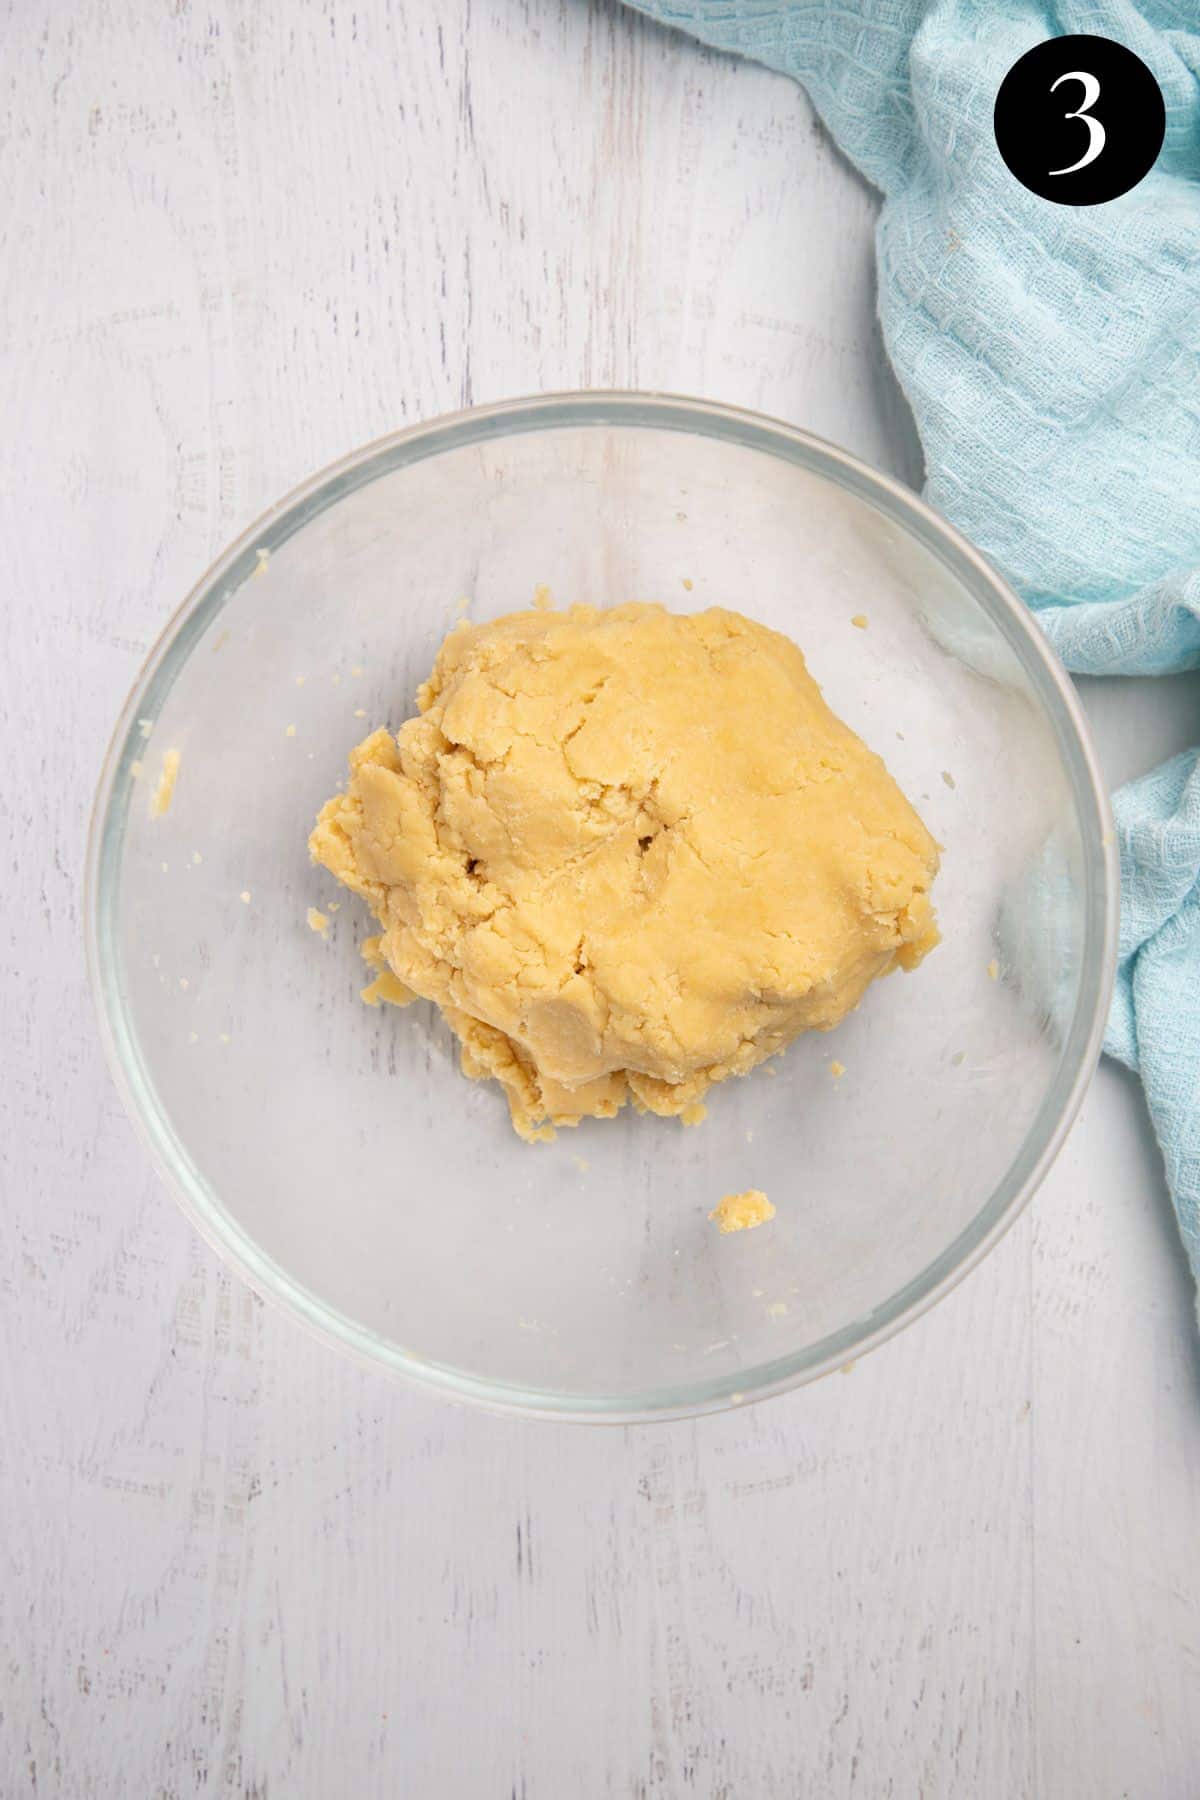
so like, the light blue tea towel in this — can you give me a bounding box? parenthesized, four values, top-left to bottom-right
(628, 0, 1200, 1297)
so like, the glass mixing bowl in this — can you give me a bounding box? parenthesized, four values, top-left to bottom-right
(86, 394, 1117, 1420)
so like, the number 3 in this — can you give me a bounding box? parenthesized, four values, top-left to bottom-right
(1048, 70, 1105, 175)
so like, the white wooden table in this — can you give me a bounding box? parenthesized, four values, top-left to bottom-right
(4, 4, 1199, 1794)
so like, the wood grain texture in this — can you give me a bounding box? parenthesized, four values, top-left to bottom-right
(1, 1, 1198, 1795)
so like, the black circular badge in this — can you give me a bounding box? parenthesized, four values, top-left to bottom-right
(994, 34, 1165, 205)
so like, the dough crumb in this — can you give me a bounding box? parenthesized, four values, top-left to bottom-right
(987, 958, 1000, 981)
(137, 718, 153, 740)
(532, 583, 553, 610)
(682, 577, 694, 591)
(179, 977, 189, 991)
(311, 603, 940, 1142)
(192, 851, 202, 865)
(219, 1032, 232, 1045)
(255, 547, 270, 575)
(361, 974, 413, 1006)
(240, 890, 251, 904)
(188, 1031, 198, 1045)
(130, 759, 144, 779)
(296, 674, 306, 687)
(354, 707, 367, 718)
(361, 948, 417, 1006)
(829, 1060, 845, 1079)
(766, 1300, 789, 1318)
(285, 724, 297, 738)
(573, 1154, 589, 1174)
(709, 1189, 775, 1235)
(851, 614, 868, 629)
(307, 907, 331, 935)
(941, 770, 956, 789)
(351, 664, 364, 678)
(951, 1049, 966, 1066)
(150, 749, 180, 818)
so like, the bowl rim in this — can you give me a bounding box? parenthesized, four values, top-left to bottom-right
(85, 389, 1119, 1422)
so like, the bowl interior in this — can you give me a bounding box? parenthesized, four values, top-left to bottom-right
(91, 400, 1111, 1416)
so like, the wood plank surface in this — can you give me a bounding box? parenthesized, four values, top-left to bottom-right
(2, 2, 1197, 1793)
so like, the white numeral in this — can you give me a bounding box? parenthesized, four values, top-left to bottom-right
(1048, 70, 1105, 175)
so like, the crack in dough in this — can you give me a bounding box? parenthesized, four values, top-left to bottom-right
(310, 602, 940, 1141)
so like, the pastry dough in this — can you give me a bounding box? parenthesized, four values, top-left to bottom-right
(709, 1189, 776, 1234)
(310, 603, 939, 1140)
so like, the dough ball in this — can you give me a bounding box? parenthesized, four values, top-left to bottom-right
(310, 602, 939, 1140)
(710, 1189, 776, 1234)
